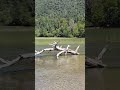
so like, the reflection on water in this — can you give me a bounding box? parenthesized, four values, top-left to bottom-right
(35, 55, 85, 90)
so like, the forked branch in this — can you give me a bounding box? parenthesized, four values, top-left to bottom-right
(35, 41, 80, 58)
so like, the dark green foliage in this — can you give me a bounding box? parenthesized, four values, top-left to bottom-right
(35, 0, 85, 37)
(86, 0, 120, 27)
(0, 0, 34, 26)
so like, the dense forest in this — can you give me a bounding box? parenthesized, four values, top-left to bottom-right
(35, 0, 85, 37)
(86, 0, 120, 27)
(0, 0, 34, 26)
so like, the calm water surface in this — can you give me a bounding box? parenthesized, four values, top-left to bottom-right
(0, 70, 34, 90)
(35, 47, 85, 90)
(86, 43, 120, 90)
(86, 28, 120, 90)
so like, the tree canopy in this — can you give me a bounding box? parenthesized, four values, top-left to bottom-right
(35, 0, 85, 37)
(86, 0, 120, 27)
(0, 0, 34, 26)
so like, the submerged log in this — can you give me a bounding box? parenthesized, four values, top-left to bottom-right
(0, 53, 34, 69)
(85, 45, 108, 68)
(85, 57, 106, 68)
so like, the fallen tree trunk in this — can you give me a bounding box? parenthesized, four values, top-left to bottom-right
(0, 53, 34, 69)
(0, 41, 80, 69)
(85, 57, 106, 68)
(0, 41, 108, 70)
(85, 45, 108, 68)
(35, 41, 80, 58)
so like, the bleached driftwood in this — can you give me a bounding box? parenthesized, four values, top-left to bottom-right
(35, 41, 80, 59)
(0, 41, 108, 70)
(86, 45, 108, 68)
(0, 41, 79, 69)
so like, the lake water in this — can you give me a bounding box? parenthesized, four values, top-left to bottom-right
(35, 38, 85, 90)
(86, 28, 120, 90)
(86, 68, 120, 90)
(0, 26, 35, 90)
(0, 70, 35, 90)
(0, 48, 35, 90)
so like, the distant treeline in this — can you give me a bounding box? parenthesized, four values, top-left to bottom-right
(0, 0, 34, 26)
(35, 0, 85, 37)
(86, 0, 120, 27)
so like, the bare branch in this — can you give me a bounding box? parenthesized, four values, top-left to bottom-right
(35, 41, 80, 58)
(0, 41, 80, 69)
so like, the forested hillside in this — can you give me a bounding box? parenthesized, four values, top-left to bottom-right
(0, 0, 34, 26)
(35, 0, 85, 37)
(86, 0, 120, 27)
